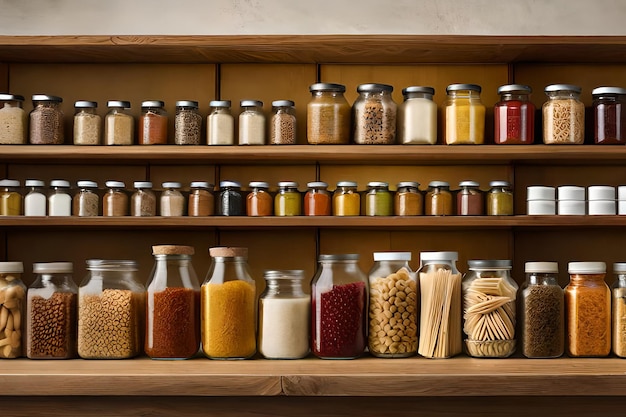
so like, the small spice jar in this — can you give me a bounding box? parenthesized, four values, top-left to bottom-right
(217, 180, 244, 216)
(246, 181, 273, 217)
(311, 254, 368, 359)
(130, 181, 156, 217)
(494, 84, 535, 145)
(146, 245, 201, 360)
(397, 86, 437, 145)
(207, 100, 234, 145)
(365, 181, 393, 216)
(368, 252, 417, 358)
(26, 262, 77, 359)
(139, 100, 168, 145)
(258, 270, 310, 359)
(73, 100, 101, 145)
(443, 84, 485, 145)
(457, 180, 483, 216)
(0, 93, 27, 144)
(104, 100, 133, 145)
(78, 260, 145, 359)
(543, 84, 585, 144)
(103, 180, 128, 217)
(593, 87, 626, 144)
(24, 179, 46, 216)
(612, 262, 626, 358)
(202, 247, 257, 359)
(0, 261, 26, 358)
(425, 181, 453, 216)
(353, 83, 397, 145)
(0, 179, 22, 216)
(48, 179, 71, 217)
(270, 100, 296, 145)
(307, 83, 351, 145)
(333, 181, 360, 216)
(29, 94, 64, 145)
(73, 180, 99, 217)
(275, 181, 301, 216)
(304, 181, 331, 216)
(394, 181, 423, 216)
(188, 181, 214, 217)
(239, 100, 265, 145)
(487, 180, 514, 216)
(160, 182, 185, 217)
(174, 100, 202, 145)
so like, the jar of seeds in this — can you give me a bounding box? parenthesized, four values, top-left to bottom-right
(307, 83, 351, 144)
(29, 94, 64, 145)
(353, 83, 397, 144)
(269, 100, 296, 145)
(175, 100, 202, 145)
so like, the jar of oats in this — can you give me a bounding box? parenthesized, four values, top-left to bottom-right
(543, 84, 585, 144)
(269, 100, 296, 145)
(353, 83, 397, 145)
(0, 94, 27, 144)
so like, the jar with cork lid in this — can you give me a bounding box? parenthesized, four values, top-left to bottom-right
(0, 261, 26, 358)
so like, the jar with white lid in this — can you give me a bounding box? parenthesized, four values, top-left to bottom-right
(526, 186, 556, 215)
(558, 186, 585, 215)
(275, 181, 301, 216)
(188, 181, 214, 217)
(0, 261, 26, 358)
(397, 86, 437, 144)
(73, 180, 99, 217)
(395, 181, 423, 216)
(207, 100, 234, 145)
(218, 180, 244, 216)
(543, 84, 585, 144)
(30, 94, 64, 145)
(353, 83, 397, 144)
(48, 179, 71, 216)
(0, 179, 21, 216)
(0, 93, 27, 144)
(333, 181, 360, 216)
(444, 84, 485, 145)
(587, 185, 615, 215)
(103, 180, 128, 216)
(239, 100, 265, 145)
(73, 100, 101, 145)
(425, 181, 452, 216)
(131, 181, 156, 217)
(24, 179, 46, 216)
(174, 100, 202, 145)
(270, 100, 296, 145)
(104, 100, 133, 145)
(611, 262, 626, 357)
(160, 182, 185, 217)
(139, 100, 168, 145)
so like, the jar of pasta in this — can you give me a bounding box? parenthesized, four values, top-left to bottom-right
(0, 262, 26, 358)
(239, 100, 265, 145)
(365, 181, 393, 216)
(104, 101, 133, 145)
(160, 182, 185, 217)
(270, 100, 296, 145)
(307, 83, 351, 144)
(0, 94, 27, 144)
(457, 180, 483, 215)
(425, 181, 452, 216)
(29, 94, 64, 145)
(592, 87, 626, 145)
(275, 181, 301, 216)
(333, 181, 360, 216)
(353, 83, 397, 144)
(611, 262, 626, 358)
(246, 181, 272, 216)
(73, 100, 101, 145)
(0, 179, 22, 216)
(131, 181, 156, 217)
(397, 86, 437, 145)
(188, 181, 214, 217)
(304, 181, 331, 216)
(443, 84, 485, 145)
(174, 100, 202, 145)
(207, 100, 234, 145)
(543, 84, 584, 144)
(487, 180, 513, 216)
(139, 100, 168, 145)
(394, 181, 422, 216)
(494, 84, 535, 145)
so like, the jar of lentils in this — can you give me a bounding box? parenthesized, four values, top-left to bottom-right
(353, 83, 397, 145)
(30, 94, 64, 145)
(270, 100, 296, 145)
(175, 100, 202, 145)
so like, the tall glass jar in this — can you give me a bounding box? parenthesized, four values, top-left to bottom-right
(333, 181, 360, 216)
(275, 181, 301, 216)
(425, 181, 452, 216)
(78, 260, 145, 359)
(0, 93, 27, 144)
(365, 181, 393, 216)
(612, 262, 626, 358)
(565, 261, 610, 357)
(463, 260, 518, 358)
(26, 262, 77, 359)
(202, 247, 257, 359)
(0, 179, 22, 216)
(0, 262, 26, 358)
(239, 100, 265, 145)
(592, 87, 626, 145)
(353, 83, 397, 144)
(543, 84, 585, 144)
(207, 100, 234, 145)
(397, 86, 437, 145)
(130, 181, 156, 217)
(139, 100, 168, 145)
(25, 179, 46, 216)
(29, 94, 64, 145)
(270, 100, 296, 145)
(394, 181, 422, 216)
(160, 181, 185, 217)
(246, 181, 272, 216)
(487, 180, 514, 216)
(104, 100, 133, 145)
(444, 84, 485, 145)
(311, 254, 368, 359)
(73, 180, 99, 217)
(307, 83, 351, 144)
(368, 252, 417, 358)
(217, 180, 244, 216)
(188, 181, 214, 217)
(73, 100, 101, 145)
(457, 180, 483, 216)
(417, 251, 462, 358)
(103, 180, 128, 216)
(174, 100, 201, 145)
(146, 245, 200, 360)
(258, 270, 310, 359)
(304, 181, 331, 216)
(494, 84, 535, 144)
(48, 179, 71, 217)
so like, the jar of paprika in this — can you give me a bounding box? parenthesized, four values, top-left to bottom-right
(139, 100, 168, 145)
(304, 181, 331, 216)
(247, 181, 273, 216)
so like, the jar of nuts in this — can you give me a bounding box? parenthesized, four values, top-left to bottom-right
(0, 261, 26, 358)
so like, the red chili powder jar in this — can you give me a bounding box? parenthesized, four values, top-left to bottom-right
(304, 181, 331, 216)
(139, 100, 168, 145)
(592, 86, 626, 144)
(494, 84, 535, 144)
(246, 181, 273, 216)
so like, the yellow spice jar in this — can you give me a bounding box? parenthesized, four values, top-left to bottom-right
(487, 180, 514, 216)
(444, 84, 485, 145)
(333, 181, 360, 216)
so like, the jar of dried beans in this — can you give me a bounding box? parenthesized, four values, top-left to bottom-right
(394, 181, 422, 216)
(487, 180, 513, 216)
(592, 86, 626, 145)
(333, 181, 360, 216)
(139, 100, 168, 145)
(425, 181, 452, 216)
(131, 181, 156, 217)
(444, 84, 485, 145)
(207, 100, 234, 145)
(0, 179, 22, 216)
(73, 100, 101, 145)
(238, 100, 265, 145)
(188, 181, 214, 217)
(311, 254, 367, 359)
(353, 83, 397, 145)
(457, 180, 483, 215)
(611, 263, 626, 358)
(160, 182, 185, 217)
(275, 181, 301, 216)
(0, 93, 26, 144)
(397, 86, 437, 145)
(0, 261, 26, 358)
(48, 179, 71, 217)
(365, 181, 393, 216)
(73, 180, 99, 217)
(304, 181, 331, 216)
(246, 181, 272, 216)
(543, 84, 585, 144)
(29, 94, 64, 145)
(104, 100, 133, 145)
(103, 180, 128, 216)
(217, 180, 244, 216)
(174, 100, 202, 145)
(494, 84, 535, 144)
(307, 83, 351, 145)
(270, 100, 296, 145)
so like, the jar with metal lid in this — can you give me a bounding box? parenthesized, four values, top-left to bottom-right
(417, 251, 462, 358)
(394, 181, 422, 216)
(48, 179, 71, 217)
(463, 260, 518, 358)
(29, 94, 64, 145)
(188, 181, 214, 217)
(425, 181, 452, 216)
(312, 254, 368, 359)
(0, 179, 22, 216)
(146, 245, 200, 360)
(333, 181, 360, 216)
(246, 181, 272, 216)
(239, 100, 265, 145)
(368, 252, 417, 358)
(592, 86, 626, 144)
(202, 247, 256, 359)
(487, 180, 513, 216)
(160, 181, 185, 217)
(444, 84, 485, 145)
(207, 100, 234, 145)
(104, 100, 133, 145)
(130, 181, 156, 217)
(78, 260, 145, 359)
(612, 263, 626, 357)
(353, 83, 397, 144)
(543, 84, 585, 144)
(397, 86, 437, 145)
(365, 181, 393, 216)
(275, 181, 301, 216)
(24, 179, 46, 216)
(73, 100, 101, 145)
(494, 84, 535, 145)
(457, 180, 483, 216)
(270, 100, 296, 145)
(26, 262, 77, 359)
(139, 100, 168, 145)
(258, 270, 310, 359)
(0, 93, 26, 144)
(521, 261, 564, 359)
(73, 180, 99, 217)
(0, 261, 26, 358)
(103, 180, 128, 216)
(307, 83, 351, 144)
(217, 180, 244, 216)
(174, 100, 201, 145)
(304, 181, 331, 216)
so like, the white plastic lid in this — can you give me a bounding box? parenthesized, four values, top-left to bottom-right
(0, 261, 23, 273)
(373, 252, 412, 261)
(588, 185, 615, 201)
(77, 180, 98, 188)
(0, 179, 20, 187)
(420, 251, 458, 262)
(33, 262, 73, 274)
(525, 262, 558, 273)
(25, 179, 44, 187)
(526, 186, 555, 201)
(190, 181, 212, 189)
(105, 180, 125, 188)
(162, 182, 181, 189)
(558, 186, 585, 201)
(133, 181, 152, 188)
(568, 261, 606, 274)
(248, 181, 269, 189)
(613, 263, 626, 273)
(50, 179, 70, 188)
(618, 186, 626, 200)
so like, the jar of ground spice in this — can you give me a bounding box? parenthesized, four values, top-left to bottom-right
(160, 182, 185, 217)
(175, 100, 202, 145)
(307, 83, 351, 145)
(24, 179, 46, 216)
(146, 245, 201, 360)
(270, 100, 296, 145)
(0, 93, 27, 144)
(0, 179, 22, 216)
(592, 87, 626, 144)
(275, 181, 301, 216)
(543, 84, 585, 144)
(611, 263, 626, 358)
(246, 181, 272, 216)
(207, 100, 234, 145)
(333, 181, 360, 216)
(238, 100, 265, 145)
(29, 94, 64, 145)
(397, 86, 437, 145)
(457, 180, 483, 216)
(188, 181, 214, 217)
(73, 100, 101, 145)
(304, 181, 331, 216)
(0, 261, 26, 358)
(139, 100, 168, 145)
(487, 180, 513, 216)
(73, 180, 99, 217)
(353, 83, 397, 145)
(103, 180, 128, 216)
(365, 181, 393, 216)
(394, 181, 422, 216)
(494, 84, 535, 145)
(130, 181, 156, 217)
(425, 181, 452, 216)
(217, 180, 244, 216)
(27, 262, 77, 359)
(444, 84, 485, 145)
(104, 100, 133, 145)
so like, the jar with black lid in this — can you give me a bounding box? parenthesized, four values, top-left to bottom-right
(592, 86, 626, 144)
(307, 83, 351, 144)
(353, 83, 397, 144)
(0, 93, 27, 144)
(30, 94, 64, 145)
(175, 100, 202, 145)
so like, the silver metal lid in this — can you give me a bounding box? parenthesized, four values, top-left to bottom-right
(402, 86, 435, 96)
(240, 100, 263, 107)
(459, 180, 480, 187)
(25, 179, 45, 187)
(374, 252, 412, 261)
(176, 100, 199, 108)
(105, 180, 125, 188)
(248, 181, 269, 189)
(468, 259, 512, 269)
(263, 270, 306, 280)
(272, 100, 295, 107)
(0, 179, 20, 187)
(489, 180, 511, 187)
(209, 100, 231, 107)
(133, 181, 153, 189)
(613, 262, 626, 273)
(74, 100, 97, 108)
(309, 83, 346, 93)
(446, 84, 481, 93)
(497, 84, 532, 94)
(220, 180, 241, 188)
(141, 100, 165, 108)
(544, 84, 582, 94)
(86, 259, 138, 271)
(367, 181, 389, 188)
(0, 261, 23, 273)
(50, 179, 70, 188)
(32, 94, 62, 102)
(77, 180, 98, 188)
(307, 181, 328, 189)
(357, 83, 393, 93)
(107, 100, 131, 108)
(162, 182, 181, 189)
(428, 181, 450, 188)
(592, 86, 626, 96)
(190, 181, 213, 189)
(397, 181, 420, 188)
(318, 254, 359, 261)
(336, 181, 358, 188)
(33, 262, 73, 274)
(420, 251, 458, 262)
(0, 93, 24, 101)
(277, 181, 299, 188)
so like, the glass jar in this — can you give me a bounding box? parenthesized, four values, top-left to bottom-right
(0, 93, 26, 144)
(444, 84, 485, 145)
(26, 262, 77, 359)
(365, 181, 393, 216)
(333, 181, 360, 216)
(207, 100, 234, 145)
(29, 94, 64, 145)
(543, 84, 585, 144)
(0, 179, 22, 216)
(24, 179, 46, 216)
(238, 100, 265, 145)
(394, 181, 422, 216)
(146, 245, 200, 360)
(188, 181, 214, 217)
(246, 181, 272, 216)
(270, 100, 296, 145)
(139, 100, 168, 145)
(457, 180, 484, 216)
(521, 261, 564, 359)
(463, 260, 518, 358)
(487, 180, 514, 216)
(160, 181, 185, 217)
(73, 180, 99, 217)
(103, 180, 128, 216)
(307, 83, 351, 144)
(48, 179, 71, 217)
(417, 251, 463, 358)
(275, 181, 301, 216)
(217, 180, 244, 216)
(78, 260, 145, 359)
(258, 270, 310, 359)
(612, 263, 626, 358)
(311, 254, 368, 359)
(130, 181, 156, 217)
(425, 181, 452, 216)
(494, 84, 535, 145)
(353, 83, 397, 145)
(565, 261, 611, 357)
(592, 87, 626, 145)
(397, 86, 437, 145)
(174, 100, 201, 145)
(0, 262, 26, 358)
(73, 100, 101, 145)
(202, 247, 257, 359)
(304, 181, 331, 216)
(368, 252, 417, 358)
(104, 100, 133, 145)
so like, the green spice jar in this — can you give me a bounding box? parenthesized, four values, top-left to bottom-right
(487, 180, 513, 216)
(365, 181, 393, 216)
(275, 181, 301, 216)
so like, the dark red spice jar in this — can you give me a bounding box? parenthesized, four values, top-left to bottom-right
(592, 86, 626, 144)
(456, 180, 484, 216)
(494, 84, 535, 144)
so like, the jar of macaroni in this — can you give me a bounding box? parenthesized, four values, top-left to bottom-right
(139, 100, 168, 145)
(443, 84, 485, 145)
(365, 181, 393, 216)
(0, 93, 26, 144)
(333, 181, 360, 216)
(304, 181, 331, 216)
(275, 181, 301, 216)
(494, 84, 535, 145)
(457, 180, 483, 216)
(397, 86, 437, 145)
(30, 95, 64, 145)
(270, 100, 296, 145)
(592, 86, 626, 145)
(73, 100, 101, 145)
(353, 83, 397, 145)
(543, 84, 584, 144)
(487, 180, 513, 216)
(307, 83, 351, 144)
(425, 181, 452, 216)
(0, 261, 26, 358)
(104, 101, 133, 145)
(247, 181, 273, 217)
(239, 100, 265, 145)
(174, 100, 202, 145)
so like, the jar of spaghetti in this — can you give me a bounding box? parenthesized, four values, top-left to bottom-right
(0, 94, 26, 144)
(612, 263, 626, 358)
(0, 261, 26, 358)
(270, 100, 296, 145)
(443, 84, 485, 145)
(174, 100, 202, 145)
(131, 181, 156, 217)
(0, 179, 22, 216)
(457, 180, 483, 216)
(207, 100, 234, 145)
(304, 181, 331, 216)
(104, 101, 133, 145)
(494, 84, 535, 145)
(188, 181, 214, 217)
(30, 95, 64, 145)
(217, 180, 244, 216)
(353, 83, 397, 145)
(239, 100, 265, 145)
(397, 86, 437, 145)
(73, 180, 99, 217)
(592, 87, 626, 144)
(365, 181, 393, 216)
(487, 180, 513, 216)
(307, 83, 351, 144)
(394, 181, 422, 216)
(543, 84, 584, 144)
(103, 180, 128, 217)
(73, 100, 101, 145)
(139, 100, 168, 145)
(246, 181, 272, 216)
(333, 181, 360, 216)
(425, 181, 452, 216)
(565, 262, 610, 357)
(160, 182, 185, 217)
(275, 181, 301, 216)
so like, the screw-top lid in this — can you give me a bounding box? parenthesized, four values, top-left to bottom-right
(558, 186, 585, 201)
(319, 254, 359, 261)
(0, 179, 20, 187)
(141, 100, 165, 108)
(307, 181, 328, 189)
(277, 181, 299, 188)
(446, 84, 481, 93)
(0, 93, 24, 101)
(25, 179, 45, 187)
(497, 84, 532, 94)
(107, 100, 131, 108)
(402, 86, 435, 96)
(0, 261, 23, 273)
(272, 100, 295, 107)
(525, 261, 559, 273)
(249, 181, 269, 189)
(336, 181, 358, 188)
(309, 83, 346, 93)
(459, 180, 479, 188)
(568, 261, 606, 274)
(357, 83, 393, 93)
(133, 181, 152, 189)
(33, 262, 73, 274)
(220, 180, 241, 188)
(50, 179, 70, 188)
(613, 263, 626, 273)
(468, 259, 512, 269)
(209, 100, 231, 107)
(588, 185, 615, 201)
(592, 86, 626, 96)
(428, 181, 450, 188)
(420, 251, 458, 262)
(86, 259, 138, 271)
(74, 100, 97, 108)
(162, 182, 182, 189)
(77, 180, 98, 188)
(527, 186, 556, 201)
(105, 180, 125, 188)
(367, 181, 389, 188)
(32, 94, 62, 102)
(263, 270, 305, 280)
(175, 100, 198, 108)
(545, 84, 582, 94)
(489, 180, 511, 187)
(209, 247, 248, 258)
(190, 181, 212, 189)
(374, 252, 412, 261)
(152, 245, 195, 255)
(240, 100, 263, 107)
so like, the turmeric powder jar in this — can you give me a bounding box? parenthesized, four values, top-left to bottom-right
(247, 181, 273, 216)
(304, 181, 331, 216)
(444, 84, 485, 145)
(487, 180, 513, 216)
(333, 181, 360, 216)
(394, 181, 422, 216)
(425, 181, 452, 216)
(275, 181, 301, 216)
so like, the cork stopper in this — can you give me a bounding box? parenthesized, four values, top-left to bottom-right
(152, 245, 195, 255)
(209, 247, 248, 258)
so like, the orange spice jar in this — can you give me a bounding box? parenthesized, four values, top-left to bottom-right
(246, 181, 273, 216)
(139, 100, 168, 145)
(304, 181, 331, 216)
